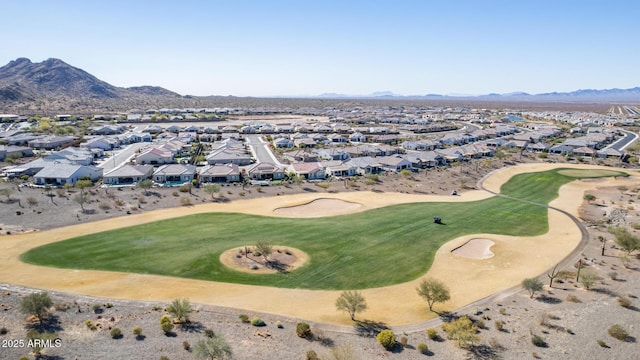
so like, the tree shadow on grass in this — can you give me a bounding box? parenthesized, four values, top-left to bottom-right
(353, 319, 389, 338)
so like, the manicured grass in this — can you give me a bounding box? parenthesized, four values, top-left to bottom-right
(21, 168, 624, 290)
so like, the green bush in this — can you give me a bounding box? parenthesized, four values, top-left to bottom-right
(183, 340, 190, 351)
(296, 322, 311, 338)
(495, 320, 505, 331)
(608, 324, 630, 341)
(160, 315, 174, 334)
(597, 339, 607, 347)
(238, 314, 249, 323)
(531, 334, 547, 347)
(417, 342, 429, 354)
(133, 327, 143, 336)
(400, 336, 408, 347)
(426, 328, 439, 340)
(204, 329, 215, 338)
(251, 317, 266, 327)
(110, 328, 122, 339)
(376, 329, 396, 351)
(276, 320, 283, 329)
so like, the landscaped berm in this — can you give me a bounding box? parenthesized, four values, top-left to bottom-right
(4, 164, 637, 325)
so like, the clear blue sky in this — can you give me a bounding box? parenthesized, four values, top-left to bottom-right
(2, 1, 638, 97)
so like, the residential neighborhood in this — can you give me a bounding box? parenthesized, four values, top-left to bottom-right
(1, 105, 638, 190)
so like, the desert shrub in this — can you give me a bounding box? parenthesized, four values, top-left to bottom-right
(251, 317, 266, 327)
(364, 178, 376, 186)
(608, 324, 630, 341)
(476, 320, 486, 329)
(579, 270, 598, 290)
(566, 294, 581, 303)
(179, 184, 191, 193)
(160, 315, 174, 334)
(276, 321, 283, 329)
(376, 329, 396, 351)
(442, 317, 479, 349)
(110, 328, 122, 339)
(138, 196, 147, 204)
(417, 342, 429, 354)
(183, 340, 191, 351)
(306, 350, 320, 360)
(114, 198, 125, 207)
(104, 303, 113, 308)
(597, 339, 607, 347)
(399, 336, 408, 347)
(159, 357, 170, 360)
(426, 328, 439, 340)
(204, 329, 215, 338)
(27, 196, 38, 206)
(617, 297, 632, 308)
(92, 304, 102, 313)
(296, 322, 311, 338)
(180, 196, 192, 206)
(85, 319, 92, 328)
(608, 271, 618, 280)
(99, 203, 111, 210)
(499, 308, 506, 315)
(238, 314, 249, 323)
(531, 334, 547, 347)
(172, 191, 179, 197)
(557, 270, 575, 279)
(494, 320, 505, 331)
(133, 327, 142, 336)
(0, 327, 7, 335)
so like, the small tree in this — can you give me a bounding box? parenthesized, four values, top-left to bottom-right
(579, 270, 598, 290)
(416, 278, 450, 312)
(254, 241, 273, 263)
(193, 334, 233, 360)
(609, 227, 640, 255)
(335, 290, 367, 321)
(583, 194, 596, 204)
(75, 179, 93, 195)
(73, 192, 90, 212)
(522, 277, 544, 298)
(441, 316, 479, 349)
(0, 187, 14, 202)
(20, 292, 53, 324)
(137, 179, 154, 195)
(547, 264, 559, 288)
(167, 298, 192, 323)
(203, 183, 221, 200)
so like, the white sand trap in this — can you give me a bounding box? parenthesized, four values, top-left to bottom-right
(273, 198, 362, 217)
(451, 238, 495, 259)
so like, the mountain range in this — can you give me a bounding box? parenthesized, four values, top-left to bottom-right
(0, 57, 180, 106)
(0, 57, 639, 112)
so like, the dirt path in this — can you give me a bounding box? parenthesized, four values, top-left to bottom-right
(0, 163, 638, 326)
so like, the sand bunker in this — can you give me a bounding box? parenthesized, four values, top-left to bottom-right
(273, 198, 362, 217)
(220, 246, 309, 274)
(451, 238, 495, 259)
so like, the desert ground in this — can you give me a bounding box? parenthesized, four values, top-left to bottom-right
(1, 161, 639, 359)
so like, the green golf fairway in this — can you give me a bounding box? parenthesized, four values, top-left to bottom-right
(21, 168, 626, 290)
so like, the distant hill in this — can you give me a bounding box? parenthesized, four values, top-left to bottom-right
(0, 57, 181, 110)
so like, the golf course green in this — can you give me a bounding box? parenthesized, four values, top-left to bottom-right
(21, 168, 626, 290)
